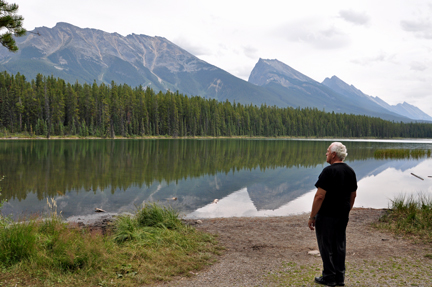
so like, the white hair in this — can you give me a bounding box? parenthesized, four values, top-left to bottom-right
(330, 142, 348, 161)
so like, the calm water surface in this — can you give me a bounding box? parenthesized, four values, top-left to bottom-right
(0, 139, 431, 219)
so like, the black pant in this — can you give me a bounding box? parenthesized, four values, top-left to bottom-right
(315, 214, 349, 283)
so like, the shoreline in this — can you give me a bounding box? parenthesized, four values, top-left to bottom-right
(67, 207, 386, 231)
(63, 208, 387, 245)
(0, 134, 429, 141)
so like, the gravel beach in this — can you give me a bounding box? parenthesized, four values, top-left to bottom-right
(157, 208, 432, 287)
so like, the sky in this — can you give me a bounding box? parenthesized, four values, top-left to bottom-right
(12, 0, 432, 116)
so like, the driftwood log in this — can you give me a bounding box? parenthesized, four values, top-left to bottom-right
(410, 173, 424, 180)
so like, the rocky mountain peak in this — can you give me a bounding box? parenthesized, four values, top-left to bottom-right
(322, 75, 367, 99)
(248, 58, 315, 88)
(0, 22, 280, 106)
(1, 22, 218, 90)
(393, 102, 432, 121)
(323, 75, 344, 86)
(323, 76, 432, 121)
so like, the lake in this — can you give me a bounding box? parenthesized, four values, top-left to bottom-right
(1, 139, 431, 220)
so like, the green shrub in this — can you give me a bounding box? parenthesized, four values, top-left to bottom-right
(113, 214, 138, 243)
(113, 203, 183, 244)
(0, 221, 37, 267)
(136, 203, 182, 229)
(112, 214, 159, 244)
(32, 217, 102, 272)
(377, 194, 432, 242)
(40, 226, 104, 272)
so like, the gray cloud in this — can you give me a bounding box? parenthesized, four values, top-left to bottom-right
(172, 37, 211, 56)
(243, 45, 258, 59)
(410, 61, 428, 71)
(351, 52, 395, 66)
(305, 27, 350, 49)
(401, 19, 430, 31)
(282, 20, 350, 49)
(236, 65, 255, 80)
(339, 10, 370, 26)
(404, 87, 432, 106)
(401, 19, 432, 39)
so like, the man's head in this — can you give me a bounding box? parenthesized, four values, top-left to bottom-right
(326, 142, 347, 164)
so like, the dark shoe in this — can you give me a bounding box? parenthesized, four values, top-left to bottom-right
(314, 276, 336, 286)
(335, 275, 345, 286)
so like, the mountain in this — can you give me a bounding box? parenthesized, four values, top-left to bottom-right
(0, 22, 285, 107)
(322, 76, 432, 122)
(249, 59, 413, 122)
(369, 97, 432, 121)
(0, 23, 429, 122)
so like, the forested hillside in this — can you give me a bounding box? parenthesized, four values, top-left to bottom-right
(1, 71, 431, 138)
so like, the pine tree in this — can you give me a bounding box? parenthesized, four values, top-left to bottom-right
(0, 1, 26, 52)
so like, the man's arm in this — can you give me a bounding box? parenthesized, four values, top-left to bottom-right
(350, 191, 357, 210)
(308, 187, 326, 231)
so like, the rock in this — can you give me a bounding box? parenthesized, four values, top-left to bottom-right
(196, 220, 203, 224)
(308, 250, 320, 256)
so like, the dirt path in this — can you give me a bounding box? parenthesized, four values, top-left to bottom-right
(158, 208, 432, 286)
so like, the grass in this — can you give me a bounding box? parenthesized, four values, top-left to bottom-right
(374, 148, 431, 159)
(375, 194, 432, 243)
(0, 202, 221, 286)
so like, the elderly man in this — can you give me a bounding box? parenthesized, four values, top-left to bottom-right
(308, 142, 357, 286)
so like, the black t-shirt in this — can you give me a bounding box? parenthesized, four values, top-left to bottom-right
(315, 162, 357, 218)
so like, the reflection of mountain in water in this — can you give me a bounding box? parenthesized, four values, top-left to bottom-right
(351, 158, 421, 179)
(247, 166, 322, 210)
(0, 139, 335, 202)
(1, 139, 431, 218)
(247, 158, 423, 211)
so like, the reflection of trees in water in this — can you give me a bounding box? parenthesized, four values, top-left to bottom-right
(0, 140, 377, 201)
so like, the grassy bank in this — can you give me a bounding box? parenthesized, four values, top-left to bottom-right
(375, 194, 432, 243)
(0, 202, 221, 287)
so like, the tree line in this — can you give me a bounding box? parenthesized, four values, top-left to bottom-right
(1, 71, 432, 138)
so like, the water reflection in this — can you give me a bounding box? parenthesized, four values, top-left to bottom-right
(186, 187, 317, 218)
(0, 139, 431, 219)
(356, 159, 432, 208)
(186, 158, 432, 218)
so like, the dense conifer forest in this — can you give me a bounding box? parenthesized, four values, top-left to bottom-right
(0, 71, 431, 138)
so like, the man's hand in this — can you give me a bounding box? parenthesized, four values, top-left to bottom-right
(308, 187, 326, 231)
(308, 218, 316, 230)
